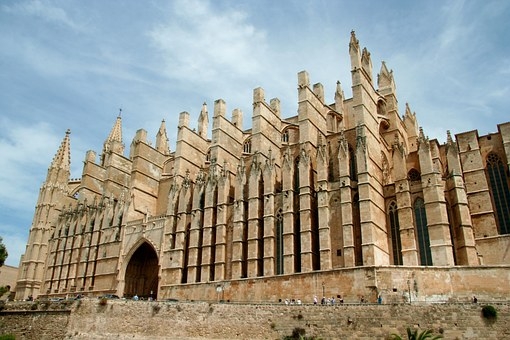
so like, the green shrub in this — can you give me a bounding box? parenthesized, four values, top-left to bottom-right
(482, 305, 497, 319)
(0, 334, 16, 340)
(391, 327, 443, 340)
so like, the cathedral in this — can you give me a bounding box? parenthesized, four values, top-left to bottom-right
(15, 32, 510, 303)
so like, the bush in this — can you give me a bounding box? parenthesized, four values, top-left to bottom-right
(0, 335, 16, 340)
(481, 305, 497, 319)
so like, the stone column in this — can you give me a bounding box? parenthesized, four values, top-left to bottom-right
(187, 171, 205, 283)
(445, 132, 478, 265)
(392, 137, 419, 265)
(338, 135, 355, 267)
(263, 158, 276, 276)
(214, 169, 230, 280)
(298, 147, 314, 272)
(247, 158, 262, 277)
(201, 177, 218, 282)
(231, 160, 247, 278)
(418, 130, 454, 266)
(317, 144, 332, 270)
(282, 149, 296, 274)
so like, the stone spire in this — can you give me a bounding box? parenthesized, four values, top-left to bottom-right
(106, 111, 123, 145)
(156, 119, 170, 155)
(377, 61, 395, 91)
(49, 129, 71, 174)
(101, 112, 125, 164)
(198, 102, 209, 139)
(349, 30, 361, 70)
(361, 47, 373, 83)
(16, 129, 72, 300)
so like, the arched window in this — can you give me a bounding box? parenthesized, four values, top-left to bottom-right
(414, 198, 432, 265)
(487, 153, 510, 234)
(408, 169, 421, 182)
(243, 139, 252, 154)
(276, 209, 284, 275)
(205, 149, 211, 163)
(388, 202, 402, 265)
(377, 99, 387, 116)
(282, 130, 289, 143)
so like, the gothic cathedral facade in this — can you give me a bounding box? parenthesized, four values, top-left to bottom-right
(15, 32, 510, 302)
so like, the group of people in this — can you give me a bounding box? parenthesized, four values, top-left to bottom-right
(313, 295, 344, 305)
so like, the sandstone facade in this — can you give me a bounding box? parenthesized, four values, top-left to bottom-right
(14, 32, 510, 302)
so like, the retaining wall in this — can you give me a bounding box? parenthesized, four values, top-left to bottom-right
(1, 299, 509, 339)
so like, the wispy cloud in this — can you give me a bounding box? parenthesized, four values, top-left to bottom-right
(149, 0, 267, 83)
(0, 118, 60, 211)
(2, 0, 84, 31)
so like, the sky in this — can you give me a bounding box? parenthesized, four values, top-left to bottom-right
(0, 0, 509, 267)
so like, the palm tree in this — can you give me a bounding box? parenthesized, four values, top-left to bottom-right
(391, 327, 443, 340)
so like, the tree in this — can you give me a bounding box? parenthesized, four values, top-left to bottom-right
(0, 237, 8, 267)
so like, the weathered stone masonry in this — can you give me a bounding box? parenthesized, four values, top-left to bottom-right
(14, 31, 510, 303)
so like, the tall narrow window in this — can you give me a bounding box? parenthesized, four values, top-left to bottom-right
(414, 198, 432, 265)
(282, 130, 289, 143)
(276, 209, 284, 275)
(487, 153, 510, 234)
(243, 139, 252, 154)
(389, 201, 403, 265)
(349, 146, 357, 181)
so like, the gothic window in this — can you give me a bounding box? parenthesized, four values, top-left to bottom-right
(414, 197, 432, 265)
(408, 168, 421, 182)
(276, 209, 284, 275)
(282, 130, 289, 143)
(388, 201, 403, 265)
(377, 99, 387, 116)
(349, 146, 357, 181)
(243, 139, 252, 154)
(486, 153, 510, 234)
(205, 149, 211, 163)
(294, 157, 300, 191)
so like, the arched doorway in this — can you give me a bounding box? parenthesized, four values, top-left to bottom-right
(124, 242, 159, 299)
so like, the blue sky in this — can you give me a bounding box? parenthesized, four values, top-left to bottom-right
(0, 0, 509, 267)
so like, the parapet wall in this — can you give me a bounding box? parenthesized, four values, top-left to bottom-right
(1, 299, 509, 339)
(160, 266, 510, 303)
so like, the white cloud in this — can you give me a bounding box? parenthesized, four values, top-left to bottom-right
(0, 118, 60, 211)
(149, 0, 267, 83)
(0, 225, 29, 267)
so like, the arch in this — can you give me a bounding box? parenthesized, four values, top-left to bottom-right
(486, 152, 510, 234)
(388, 201, 402, 265)
(414, 197, 432, 265)
(123, 240, 159, 299)
(243, 137, 252, 154)
(205, 148, 211, 163)
(408, 168, 421, 182)
(281, 125, 299, 144)
(377, 98, 387, 116)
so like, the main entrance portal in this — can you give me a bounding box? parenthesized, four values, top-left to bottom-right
(124, 242, 159, 299)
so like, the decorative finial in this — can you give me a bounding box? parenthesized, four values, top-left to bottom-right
(118, 108, 122, 117)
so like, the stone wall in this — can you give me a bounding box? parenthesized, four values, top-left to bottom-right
(1, 299, 509, 339)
